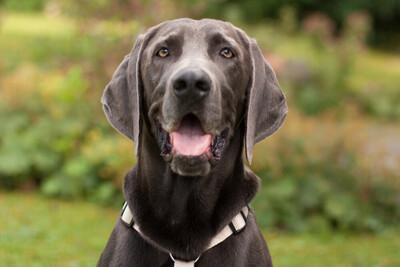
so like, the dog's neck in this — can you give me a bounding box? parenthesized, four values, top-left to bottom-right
(123, 123, 260, 260)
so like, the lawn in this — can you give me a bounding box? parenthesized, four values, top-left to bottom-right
(1, 192, 399, 267)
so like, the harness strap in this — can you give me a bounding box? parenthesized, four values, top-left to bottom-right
(120, 201, 250, 265)
(206, 205, 249, 250)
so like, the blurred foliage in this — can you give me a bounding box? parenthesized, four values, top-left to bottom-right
(0, 12, 138, 205)
(0, 2, 399, 234)
(2, 0, 399, 48)
(204, 0, 400, 50)
(0, 66, 126, 204)
(242, 14, 400, 118)
(251, 112, 400, 232)
(253, 138, 399, 233)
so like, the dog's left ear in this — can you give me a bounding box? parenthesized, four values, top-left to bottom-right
(245, 39, 288, 164)
(101, 34, 146, 157)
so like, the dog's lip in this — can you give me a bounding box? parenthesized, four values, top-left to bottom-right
(157, 115, 226, 162)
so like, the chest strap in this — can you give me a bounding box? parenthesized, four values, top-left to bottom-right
(120, 201, 250, 265)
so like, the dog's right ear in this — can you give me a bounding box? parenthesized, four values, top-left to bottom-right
(101, 34, 145, 157)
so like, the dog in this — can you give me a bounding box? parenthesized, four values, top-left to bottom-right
(98, 18, 287, 266)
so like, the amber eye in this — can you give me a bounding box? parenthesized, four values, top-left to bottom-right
(220, 48, 234, 59)
(156, 48, 170, 58)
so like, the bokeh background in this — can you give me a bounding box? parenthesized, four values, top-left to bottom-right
(1, 0, 399, 266)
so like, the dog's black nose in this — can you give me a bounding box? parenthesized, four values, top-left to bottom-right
(172, 68, 211, 101)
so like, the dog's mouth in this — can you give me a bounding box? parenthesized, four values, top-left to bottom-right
(158, 114, 226, 163)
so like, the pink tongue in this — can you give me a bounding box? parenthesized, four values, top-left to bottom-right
(171, 116, 212, 156)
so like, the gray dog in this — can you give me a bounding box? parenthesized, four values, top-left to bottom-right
(98, 18, 287, 266)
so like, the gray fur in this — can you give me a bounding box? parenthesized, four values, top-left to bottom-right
(98, 18, 287, 266)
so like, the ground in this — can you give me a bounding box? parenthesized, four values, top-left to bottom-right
(1, 192, 399, 267)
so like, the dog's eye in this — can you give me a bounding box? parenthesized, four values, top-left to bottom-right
(220, 48, 234, 59)
(156, 48, 170, 58)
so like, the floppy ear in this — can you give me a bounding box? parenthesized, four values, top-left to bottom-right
(245, 39, 288, 164)
(101, 34, 145, 157)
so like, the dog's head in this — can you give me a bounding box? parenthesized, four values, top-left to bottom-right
(102, 19, 287, 177)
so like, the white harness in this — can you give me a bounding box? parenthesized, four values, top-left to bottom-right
(120, 201, 250, 267)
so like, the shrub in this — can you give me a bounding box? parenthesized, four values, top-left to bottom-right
(0, 66, 132, 204)
(252, 141, 400, 233)
(0, 13, 139, 205)
(250, 113, 400, 233)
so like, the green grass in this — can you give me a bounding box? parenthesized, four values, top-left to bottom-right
(1, 192, 399, 266)
(0, 192, 117, 267)
(267, 232, 400, 267)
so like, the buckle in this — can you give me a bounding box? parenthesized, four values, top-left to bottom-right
(120, 201, 134, 228)
(228, 222, 241, 234)
(228, 206, 249, 234)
